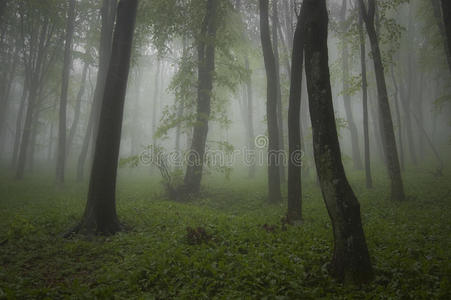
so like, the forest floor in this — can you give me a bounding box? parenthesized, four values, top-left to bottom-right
(0, 166, 450, 299)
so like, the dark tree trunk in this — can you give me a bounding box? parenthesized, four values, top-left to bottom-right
(68, 0, 137, 236)
(259, 0, 282, 203)
(304, 0, 373, 284)
(77, 0, 116, 181)
(340, 0, 363, 170)
(67, 60, 89, 158)
(359, 0, 405, 201)
(359, 11, 373, 188)
(272, 0, 286, 183)
(56, 0, 76, 184)
(183, 0, 218, 195)
(287, 4, 305, 224)
(441, 0, 451, 74)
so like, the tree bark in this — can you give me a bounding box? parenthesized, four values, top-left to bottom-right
(259, 0, 282, 203)
(56, 0, 76, 184)
(68, 0, 137, 236)
(304, 0, 373, 283)
(359, 0, 405, 201)
(359, 11, 373, 188)
(183, 0, 218, 195)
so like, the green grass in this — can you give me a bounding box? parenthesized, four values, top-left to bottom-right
(0, 167, 450, 299)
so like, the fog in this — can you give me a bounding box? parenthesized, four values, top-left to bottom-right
(0, 0, 450, 297)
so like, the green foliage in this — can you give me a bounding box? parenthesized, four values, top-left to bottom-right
(1, 168, 450, 298)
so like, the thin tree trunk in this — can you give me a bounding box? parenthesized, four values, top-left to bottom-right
(287, 4, 305, 223)
(390, 66, 405, 171)
(67, 60, 89, 159)
(68, 0, 137, 236)
(304, 0, 373, 283)
(183, 0, 218, 195)
(259, 0, 282, 203)
(272, 0, 286, 183)
(359, 0, 405, 201)
(359, 11, 372, 188)
(56, 0, 76, 184)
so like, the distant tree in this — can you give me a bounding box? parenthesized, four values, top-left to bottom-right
(67, 0, 137, 235)
(56, 0, 76, 184)
(358, 0, 405, 201)
(259, 0, 282, 204)
(303, 0, 373, 283)
(339, 0, 363, 170)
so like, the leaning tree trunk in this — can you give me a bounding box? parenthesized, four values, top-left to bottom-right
(287, 4, 305, 224)
(183, 0, 218, 195)
(56, 0, 76, 184)
(67, 0, 137, 236)
(259, 0, 282, 203)
(441, 0, 451, 75)
(359, 12, 373, 188)
(340, 0, 363, 170)
(359, 0, 405, 201)
(303, 0, 373, 284)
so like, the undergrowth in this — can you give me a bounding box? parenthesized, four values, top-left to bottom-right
(0, 166, 450, 299)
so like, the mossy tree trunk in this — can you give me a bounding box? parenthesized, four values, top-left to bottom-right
(303, 0, 373, 284)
